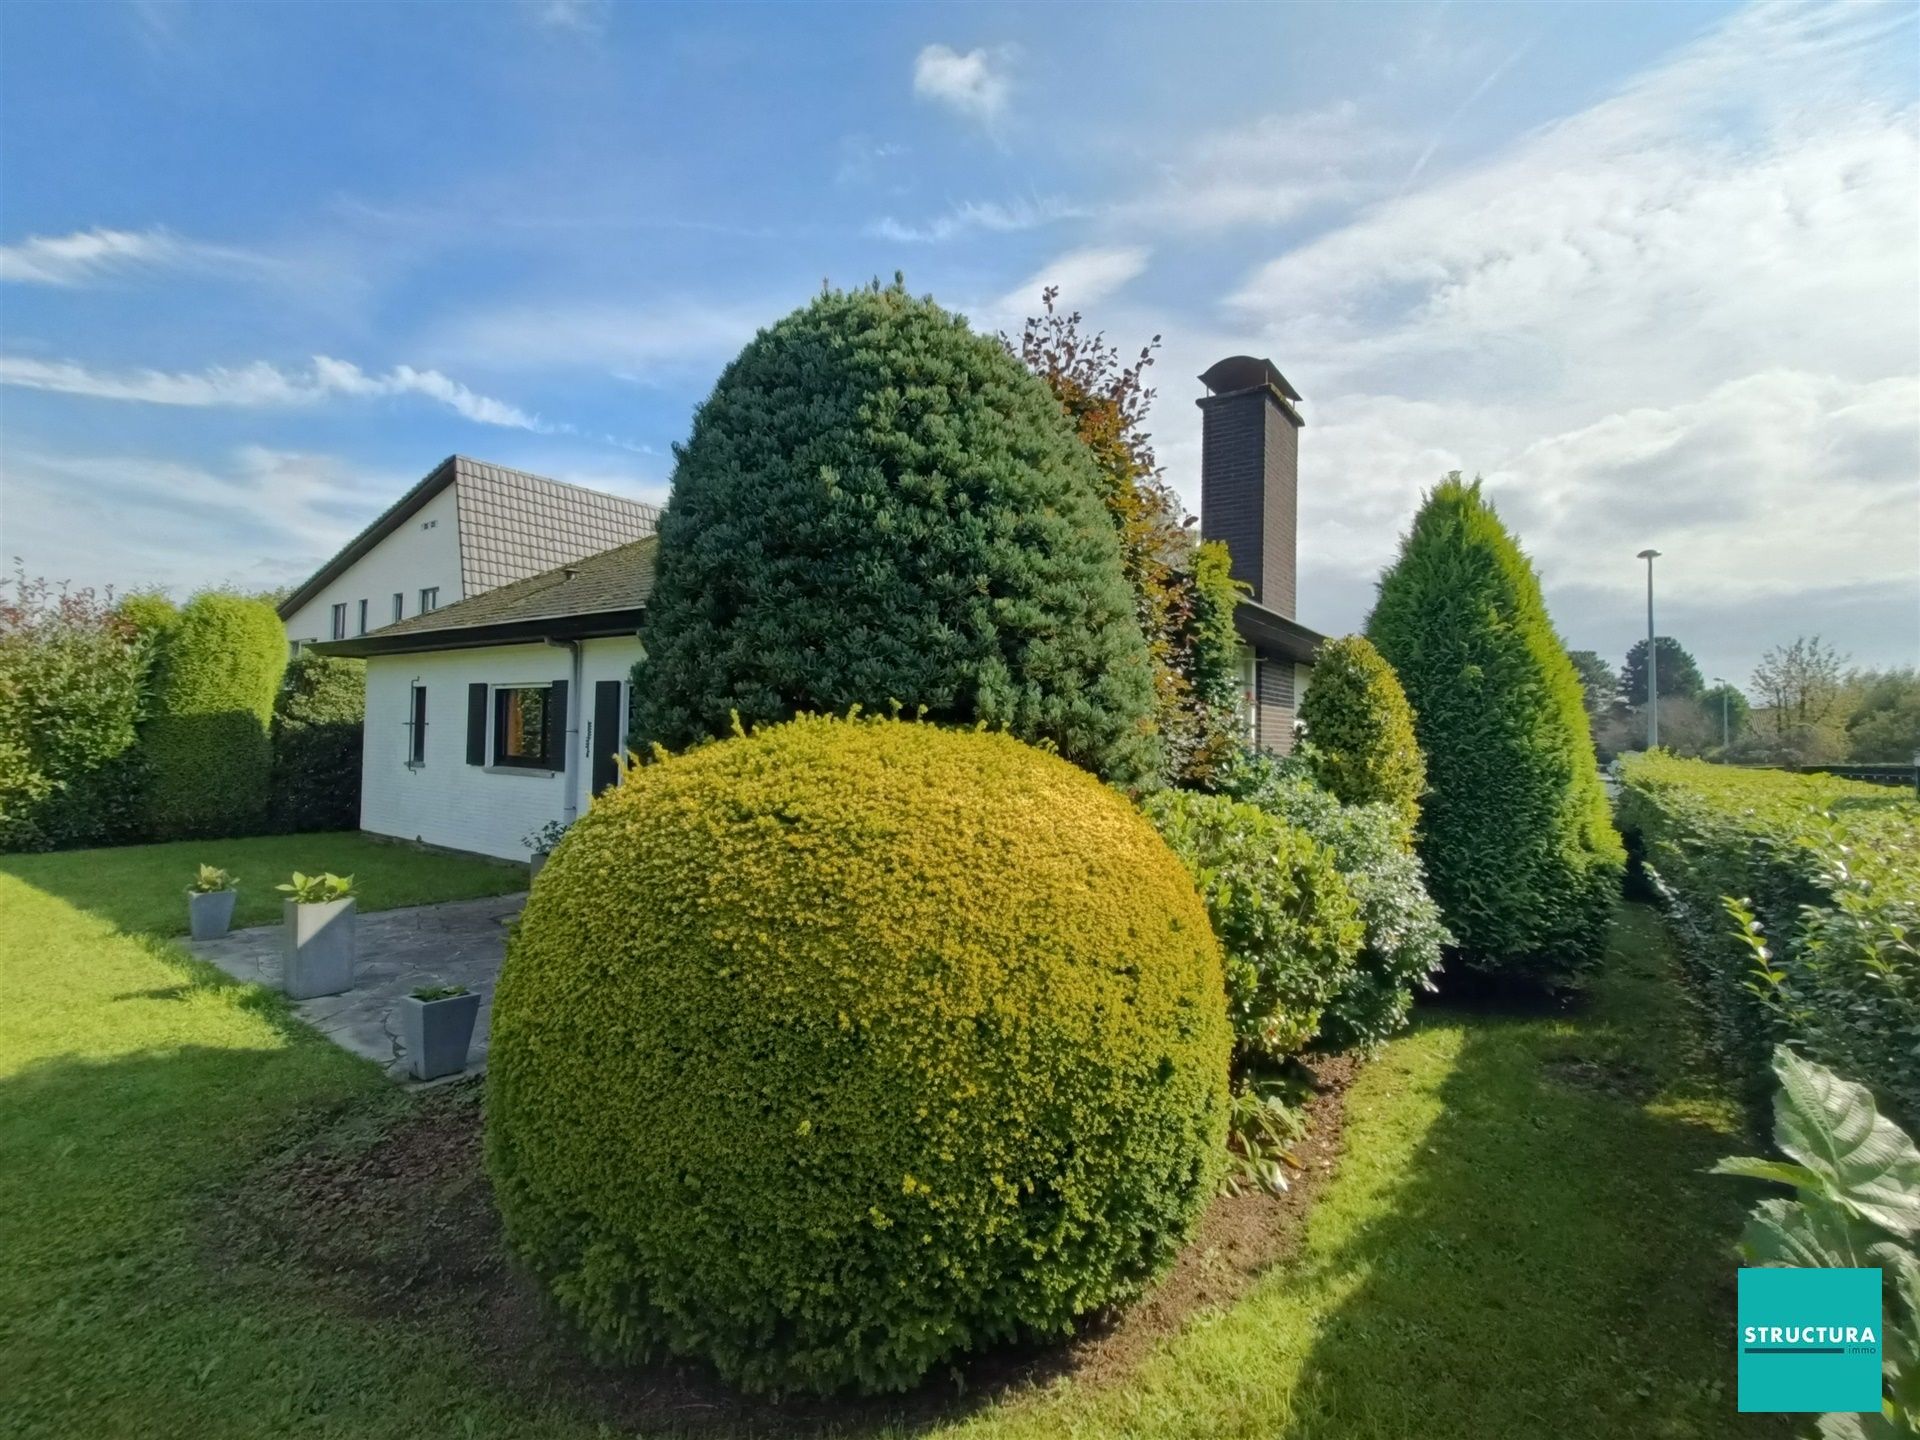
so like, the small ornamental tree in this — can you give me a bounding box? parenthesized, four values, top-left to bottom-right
(144, 593, 286, 839)
(1011, 290, 1245, 786)
(271, 653, 365, 832)
(632, 282, 1159, 788)
(1296, 634, 1425, 844)
(1366, 475, 1623, 986)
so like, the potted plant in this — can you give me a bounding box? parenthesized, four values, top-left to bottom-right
(399, 984, 482, 1081)
(524, 819, 570, 882)
(275, 871, 356, 1000)
(186, 864, 238, 940)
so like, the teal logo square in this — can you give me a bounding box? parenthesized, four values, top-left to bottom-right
(1738, 1267, 1882, 1413)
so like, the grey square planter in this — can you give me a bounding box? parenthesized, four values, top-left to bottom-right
(529, 852, 549, 884)
(187, 889, 236, 941)
(281, 896, 356, 999)
(399, 991, 481, 1081)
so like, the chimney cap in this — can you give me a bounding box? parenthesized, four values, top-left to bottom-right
(1199, 355, 1302, 403)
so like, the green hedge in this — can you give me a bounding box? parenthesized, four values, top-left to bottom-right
(0, 577, 156, 851)
(1144, 787, 1363, 1063)
(1618, 753, 1920, 1126)
(1367, 476, 1623, 987)
(487, 714, 1229, 1395)
(144, 594, 286, 840)
(271, 653, 364, 833)
(631, 282, 1160, 789)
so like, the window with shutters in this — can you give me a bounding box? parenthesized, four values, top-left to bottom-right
(407, 685, 427, 766)
(492, 687, 553, 769)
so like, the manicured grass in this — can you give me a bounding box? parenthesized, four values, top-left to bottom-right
(0, 838, 1783, 1439)
(0, 831, 526, 937)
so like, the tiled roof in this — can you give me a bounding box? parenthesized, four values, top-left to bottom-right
(451, 457, 660, 594)
(327, 535, 658, 652)
(276, 455, 660, 621)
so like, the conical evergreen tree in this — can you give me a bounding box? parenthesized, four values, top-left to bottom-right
(631, 282, 1160, 787)
(1366, 475, 1622, 984)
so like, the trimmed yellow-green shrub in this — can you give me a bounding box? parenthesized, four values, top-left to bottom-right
(1297, 634, 1425, 845)
(143, 593, 286, 839)
(486, 714, 1230, 1395)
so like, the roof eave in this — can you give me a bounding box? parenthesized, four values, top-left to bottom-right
(311, 606, 647, 658)
(1234, 598, 1325, 665)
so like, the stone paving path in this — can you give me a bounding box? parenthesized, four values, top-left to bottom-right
(184, 893, 526, 1084)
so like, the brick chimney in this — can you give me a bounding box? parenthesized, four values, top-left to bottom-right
(1197, 356, 1303, 618)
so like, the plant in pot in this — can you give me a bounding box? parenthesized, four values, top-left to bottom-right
(186, 865, 238, 941)
(399, 984, 482, 1081)
(524, 819, 570, 882)
(275, 871, 356, 1000)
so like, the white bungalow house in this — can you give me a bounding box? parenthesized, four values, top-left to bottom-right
(309, 355, 1323, 862)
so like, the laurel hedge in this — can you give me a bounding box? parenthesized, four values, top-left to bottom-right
(631, 282, 1160, 789)
(143, 593, 286, 840)
(1296, 634, 1425, 845)
(1144, 787, 1363, 1062)
(270, 652, 364, 833)
(486, 714, 1229, 1395)
(1617, 752, 1920, 1127)
(1367, 476, 1623, 986)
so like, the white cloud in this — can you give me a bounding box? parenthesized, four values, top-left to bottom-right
(987, 246, 1150, 327)
(870, 196, 1086, 245)
(424, 299, 765, 379)
(1123, 102, 1419, 232)
(1196, 0, 1919, 663)
(912, 44, 1012, 123)
(0, 353, 543, 429)
(528, 0, 608, 33)
(0, 227, 260, 286)
(0, 446, 406, 595)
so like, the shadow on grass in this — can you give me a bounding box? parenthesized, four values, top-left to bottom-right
(1270, 909, 1790, 1440)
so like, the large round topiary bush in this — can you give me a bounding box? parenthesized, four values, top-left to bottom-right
(486, 714, 1229, 1396)
(1366, 475, 1623, 986)
(630, 281, 1161, 789)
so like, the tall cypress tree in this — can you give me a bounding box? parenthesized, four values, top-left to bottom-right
(631, 282, 1160, 787)
(1366, 475, 1622, 985)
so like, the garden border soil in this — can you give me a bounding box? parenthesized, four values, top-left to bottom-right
(210, 1053, 1360, 1435)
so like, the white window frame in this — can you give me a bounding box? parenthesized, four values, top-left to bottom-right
(330, 602, 347, 640)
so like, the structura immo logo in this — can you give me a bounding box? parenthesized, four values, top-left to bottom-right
(1738, 1267, 1883, 1413)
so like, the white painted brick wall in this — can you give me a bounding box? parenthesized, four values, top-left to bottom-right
(361, 636, 642, 861)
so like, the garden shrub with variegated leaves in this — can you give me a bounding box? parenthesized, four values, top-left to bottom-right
(486, 714, 1230, 1396)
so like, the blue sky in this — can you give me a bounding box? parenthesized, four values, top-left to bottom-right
(1, 0, 1915, 687)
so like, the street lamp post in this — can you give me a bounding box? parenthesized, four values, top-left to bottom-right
(1713, 676, 1730, 748)
(1637, 549, 1661, 749)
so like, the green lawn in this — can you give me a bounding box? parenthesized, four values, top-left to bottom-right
(0, 831, 527, 936)
(0, 836, 1784, 1440)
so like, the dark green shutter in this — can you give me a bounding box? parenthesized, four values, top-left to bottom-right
(547, 679, 568, 771)
(466, 684, 487, 766)
(592, 681, 622, 795)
